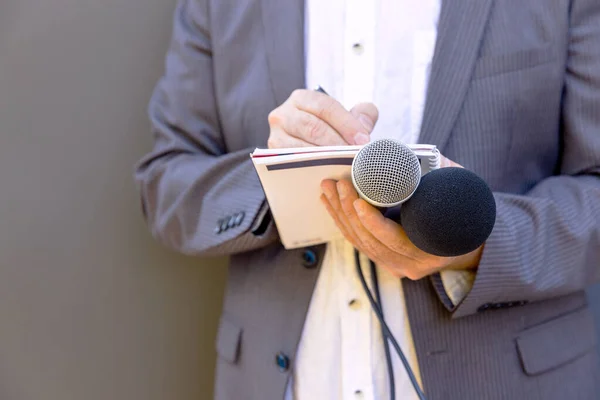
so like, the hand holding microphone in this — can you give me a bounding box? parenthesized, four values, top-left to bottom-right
(321, 138, 496, 280)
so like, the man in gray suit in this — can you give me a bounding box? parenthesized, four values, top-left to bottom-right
(135, 0, 600, 398)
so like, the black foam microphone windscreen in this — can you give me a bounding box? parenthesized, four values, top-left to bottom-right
(398, 167, 496, 257)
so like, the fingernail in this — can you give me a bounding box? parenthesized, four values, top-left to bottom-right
(337, 181, 348, 198)
(354, 200, 364, 215)
(354, 133, 370, 145)
(358, 114, 374, 132)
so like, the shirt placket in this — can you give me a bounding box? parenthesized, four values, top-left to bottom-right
(338, 240, 376, 400)
(341, 0, 375, 109)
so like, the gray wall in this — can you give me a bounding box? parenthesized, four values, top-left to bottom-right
(0, 1, 227, 399)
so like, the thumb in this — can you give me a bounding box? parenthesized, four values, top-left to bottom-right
(350, 102, 379, 134)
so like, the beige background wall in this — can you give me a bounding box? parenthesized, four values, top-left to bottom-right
(1, 1, 600, 400)
(0, 0, 227, 399)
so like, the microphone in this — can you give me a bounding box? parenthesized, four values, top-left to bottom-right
(399, 167, 496, 257)
(352, 139, 496, 257)
(351, 138, 422, 207)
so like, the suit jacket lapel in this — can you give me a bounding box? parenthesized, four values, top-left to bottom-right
(260, 0, 306, 106)
(419, 0, 494, 152)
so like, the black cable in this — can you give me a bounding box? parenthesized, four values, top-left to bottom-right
(368, 257, 396, 400)
(354, 249, 427, 400)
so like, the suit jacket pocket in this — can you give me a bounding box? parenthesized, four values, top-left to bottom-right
(473, 44, 561, 80)
(516, 308, 597, 376)
(215, 314, 242, 364)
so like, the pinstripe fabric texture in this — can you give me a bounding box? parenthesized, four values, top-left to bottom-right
(134, 0, 600, 398)
(134, 0, 281, 256)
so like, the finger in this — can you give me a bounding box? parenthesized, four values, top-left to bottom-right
(352, 198, 419, 260)
(323, 181, 404, 273)
(283, 110, 347, 146)
(353, 198, 456, 274)
(320, 194, 362, 247)
(321, 189, 387, 265)
(321, 180, 364, 246)
(440, 155, 464, 168)
(267, 129, 313, 149)
(335, 180, 402, 262)
(349, 102, 379, 134)
(335, 181, 431, 280)
(290, 89, 370, 145)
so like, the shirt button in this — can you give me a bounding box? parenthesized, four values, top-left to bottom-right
(352, 42, 364, 55)
(348, 299, 360, 309)
(354, 389, 363, 398)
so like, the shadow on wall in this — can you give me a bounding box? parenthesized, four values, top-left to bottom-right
(0, 1, 227, 399)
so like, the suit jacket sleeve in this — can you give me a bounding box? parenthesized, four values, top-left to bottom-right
(435, 0, 600, 318)
(134, 0, 278, 256)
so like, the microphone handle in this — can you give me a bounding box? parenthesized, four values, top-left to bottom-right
(383, 205, 402, 225)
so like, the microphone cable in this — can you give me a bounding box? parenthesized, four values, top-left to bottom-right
(354, 248, 427, 400)
(368, 254, 396, 400)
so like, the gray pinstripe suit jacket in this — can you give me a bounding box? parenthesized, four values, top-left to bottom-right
(135, 0, 600, 398)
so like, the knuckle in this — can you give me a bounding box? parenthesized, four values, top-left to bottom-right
(329, 198, 342, 212)
(303, 117, 325, 143)
(342, 205, 355, 219)
(267, 109, 282, 127)
(314, 97, 336, 119)
(290, 89, 306, 102)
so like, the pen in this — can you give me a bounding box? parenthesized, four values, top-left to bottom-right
(314, 85, 329, 95)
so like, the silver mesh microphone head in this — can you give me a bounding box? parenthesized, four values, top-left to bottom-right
(351, 138, 422, 207)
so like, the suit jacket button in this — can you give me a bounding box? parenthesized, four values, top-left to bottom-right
(275, 352, 290, 372)
(301, 248, 318, 268)
(234, 211, 245, 226)
(220, 218, 230, 232)
(477, 303, 491, 312)
(227, 215, 236, 229)
(215, 219, 223, 234)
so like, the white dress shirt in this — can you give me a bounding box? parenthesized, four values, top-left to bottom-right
(285, 1, 470, 399)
